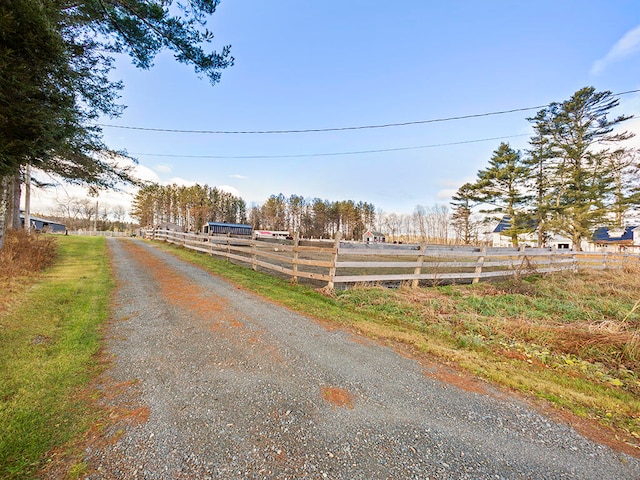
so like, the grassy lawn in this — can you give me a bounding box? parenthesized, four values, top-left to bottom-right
(0, 235, 112, 479)
(159, 241, 640, 448)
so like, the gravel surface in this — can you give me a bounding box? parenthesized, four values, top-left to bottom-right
(83, 238, 640, 479)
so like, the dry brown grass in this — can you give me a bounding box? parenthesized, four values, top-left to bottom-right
(0, 230, 58, 313)
(0, 230, 58, 278)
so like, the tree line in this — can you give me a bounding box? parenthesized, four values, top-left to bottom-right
(131, 184, 247, 232)
(46, 196, 133, 232)
(248, 194, 376, 241)
(131, 186, 378, 241)
(450, 87, 639, 250)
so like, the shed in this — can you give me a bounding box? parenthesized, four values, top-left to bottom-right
(363, 230, 386, 243)
(20, 214, 66, 234)
(203, 222, 252, 236)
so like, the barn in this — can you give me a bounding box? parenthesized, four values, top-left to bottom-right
(202, 222, 253, 236)
(20, 214, 66, 234)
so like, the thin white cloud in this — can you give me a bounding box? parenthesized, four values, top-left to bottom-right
(591, 24, 640, 75)
(154, 163, 172, 173)
(167, 177, 197, 187)
(435, 189, 457, 201)
(131, 163, 160, 184)
(218, 185, 241, 197)
(229, 174, 247, 180)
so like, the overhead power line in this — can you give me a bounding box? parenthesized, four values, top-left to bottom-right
(130, 134, 530, 159)
(98, 89, 640, 135)
(100, 106, 544, 134)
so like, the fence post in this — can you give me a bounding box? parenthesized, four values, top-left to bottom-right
(251, 237, 257, 271)
(515, 244, 527, 278)
(327, 231, 341, 290)
(292, 232, 300, 284)
(602, 252, 607, 269)
(473, 247, 486, 284)
(412, 243, 426, 289)
(226, 232, 231, 262)
(572, 251, 578, 273)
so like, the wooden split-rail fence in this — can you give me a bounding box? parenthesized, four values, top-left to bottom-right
(144, 229, 640, 289)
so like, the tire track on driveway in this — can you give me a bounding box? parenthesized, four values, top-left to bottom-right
(84, 238, 640, 479)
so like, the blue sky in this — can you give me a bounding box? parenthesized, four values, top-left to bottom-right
(32, 1, 640, 217)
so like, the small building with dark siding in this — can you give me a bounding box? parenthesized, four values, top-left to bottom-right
(203, 222, 253, 236)
(20, 214, 66, 234)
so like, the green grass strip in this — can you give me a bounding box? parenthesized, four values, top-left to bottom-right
(0, 236, 112, 479)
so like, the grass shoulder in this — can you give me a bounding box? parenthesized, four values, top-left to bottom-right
(0, 235, 113, 479)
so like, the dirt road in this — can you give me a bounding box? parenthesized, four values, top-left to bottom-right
(82, 238, 640, 479)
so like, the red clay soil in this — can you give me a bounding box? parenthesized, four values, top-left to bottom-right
(321, 386, 355, 409)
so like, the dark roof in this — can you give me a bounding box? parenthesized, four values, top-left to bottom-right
(493, 217, 511, 233)
(592, 226, 638, 242)
(206, 222, 252, 229)
(20, 214, 66, 229)
(492, 216, 537, 233)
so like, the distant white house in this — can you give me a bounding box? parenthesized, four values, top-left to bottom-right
(491, 217, 572, 249)
(491, 217, 640, 252)
(587, 226, 640, 253)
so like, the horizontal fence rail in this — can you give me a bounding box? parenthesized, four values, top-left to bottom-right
(144, 229, 640, 289)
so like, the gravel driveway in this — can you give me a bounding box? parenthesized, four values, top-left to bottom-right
(83, 238, 640, 479)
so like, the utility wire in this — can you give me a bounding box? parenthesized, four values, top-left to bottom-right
(130, 134, 530, 159)
(98, 89, 640, 135)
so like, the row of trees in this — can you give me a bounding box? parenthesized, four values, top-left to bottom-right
(248, 194, 376, 241)
(130, 184, 462, 244)
(131, 186, 377, 241)
(131, 184, 247, 231)
(48, 197, 132, 232)
(450, 87, 639, 249)
(0, 0, 232, 250)
(375, 205, 452, 244)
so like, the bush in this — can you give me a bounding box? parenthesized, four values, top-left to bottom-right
(0, 230, 58, 280)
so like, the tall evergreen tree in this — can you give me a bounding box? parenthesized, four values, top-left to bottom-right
(529, 87, 634, 250)
(525, 113, 556, 246)
(0, 0, 233, 249)
(472, 142, 531, 246)
(608, 151, 640, 228)
(450, 183, 478, 245)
